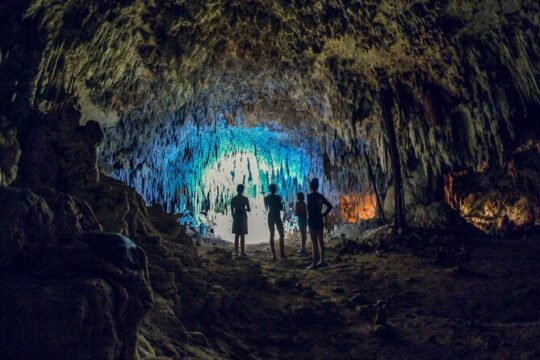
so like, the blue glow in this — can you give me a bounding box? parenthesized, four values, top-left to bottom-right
(104, 115, 333, 242)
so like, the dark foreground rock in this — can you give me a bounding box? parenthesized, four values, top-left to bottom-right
(0, 186, 153, 360)
(0, 116, 20, 187)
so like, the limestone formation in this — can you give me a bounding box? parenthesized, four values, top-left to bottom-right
(0, 186, 55, 267)
(16, 103, 104, 192)
(1, 0, 538, 231)
(0, 186, 153, 360)
(0, 1, 539, 359)
(446, 143, 540, 234)
(0, 117, 20, 186)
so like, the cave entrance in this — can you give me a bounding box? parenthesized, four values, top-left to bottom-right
(202, 151, 282, 243)
(197, 122, 327, 243)
(98, 116, 335, 243)
(99, 115, 381, 243)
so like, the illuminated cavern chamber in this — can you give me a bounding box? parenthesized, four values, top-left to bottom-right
(98, 114, 377, 242)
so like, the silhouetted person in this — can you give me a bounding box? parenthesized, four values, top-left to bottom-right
(307, 178, 333, 269)
(264, 184, 286, 261)
(295, 192, 308, 255)
(231, 184, 250, 257)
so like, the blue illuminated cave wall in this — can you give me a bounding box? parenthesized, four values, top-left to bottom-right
(99, 113, 337, 241)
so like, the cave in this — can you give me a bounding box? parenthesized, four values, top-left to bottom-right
(1, 1, 539, 359)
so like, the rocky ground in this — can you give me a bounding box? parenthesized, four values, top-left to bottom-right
(149, 229, 540, 360)
(2, 164, 538, 359)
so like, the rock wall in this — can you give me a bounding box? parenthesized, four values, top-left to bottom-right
(15, 102, 104, 192)
(0, 186, 153, 360)
(0, 1, 539, 358)
(13, 0, 538, 230)
(445, 142, 540, 235)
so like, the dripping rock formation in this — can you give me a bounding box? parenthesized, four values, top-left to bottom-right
(0, 0, 539, 359)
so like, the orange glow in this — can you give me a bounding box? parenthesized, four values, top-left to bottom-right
(339, 192, 376, 223)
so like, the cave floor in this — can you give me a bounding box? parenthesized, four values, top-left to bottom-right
(190, 232, 540, 359)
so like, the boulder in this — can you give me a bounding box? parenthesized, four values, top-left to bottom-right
(80, 175, 131, 234)
(0, 277, 121, 360)
(0, 186, 55, 267)
(16, 104, 104, 193)
(33, 187, 103, 241)
(0, 230, 154, 360)
(83, 232, 147, 271)
(0, 185, 153, 360)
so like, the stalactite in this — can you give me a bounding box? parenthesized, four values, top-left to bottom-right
(381, 86, 407, 230)
(98, 114, 351, 225)
(17, 0, 539, 231)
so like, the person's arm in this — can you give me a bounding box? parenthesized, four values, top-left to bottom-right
(231, 199, 235, 217)
(279, 197, 284, 211)
(322, 196, 333, 217)
(295, 203, 300, 216)
(246, 198, 251, 212)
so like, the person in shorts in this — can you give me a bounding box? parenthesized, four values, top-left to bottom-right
(306, 178, 333, 269)
(264, 184, 286, 261)
(231, 184, 250, 257)
(295, 192, 308, 255)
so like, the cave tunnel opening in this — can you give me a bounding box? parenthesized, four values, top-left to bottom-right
(2, 1, 540, 359)
(98, 112, 376, 243)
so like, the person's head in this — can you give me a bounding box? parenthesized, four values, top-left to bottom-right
(269, 183, 277, 194)
(309, 178, 319, 192)
(237, 184, 245, 194)
(297, 192, 305, 201)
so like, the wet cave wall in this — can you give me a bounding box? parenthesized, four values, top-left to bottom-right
(0, 0, 539, 359)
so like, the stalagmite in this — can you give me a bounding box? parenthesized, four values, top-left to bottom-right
(381, 86, 407, 230)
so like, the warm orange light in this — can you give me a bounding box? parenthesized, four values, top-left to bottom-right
(339, 192, 376, 223)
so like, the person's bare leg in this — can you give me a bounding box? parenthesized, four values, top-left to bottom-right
(241, 234, 246, 256)
(318, 229, 325, 264)
(301, 227, 307, 251)
(278, 221, 286, 259)
(269, 222, 277, 260)
(234, 234, 239, 256)
(308, 228, 320, 268)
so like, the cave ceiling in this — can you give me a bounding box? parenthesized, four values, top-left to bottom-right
(11, 0, 540, 178)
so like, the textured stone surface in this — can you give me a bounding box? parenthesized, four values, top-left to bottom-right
(33, 187, 103, 240)
(446, 142, 540, 234)
(16, 103, 104, 193)
(0, 277, 120, 360)
(21, 0, 539, 185)
(0, 2, 538, 358)
(0, 186, 55, 267)
(0, 117, 20, 186)
(0, 184, 153, 360)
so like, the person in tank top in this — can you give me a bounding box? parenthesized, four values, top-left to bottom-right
(306, 178, 333, 269)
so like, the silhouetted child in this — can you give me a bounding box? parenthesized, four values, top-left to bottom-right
(231, 184, 250, 257)
(264, 184, 286, 261)
(295, 192, 307, 255)
(307, 178, 333, 269)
